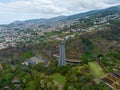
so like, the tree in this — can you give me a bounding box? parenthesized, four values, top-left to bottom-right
(40, 80, 45, 89)
(25, 81, 36, 90)
(4, 73, 14, 81)
(33, 62, 45, 72)
(47, 82, 52, 89)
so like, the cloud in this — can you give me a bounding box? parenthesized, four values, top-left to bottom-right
(0, 0, 120, 24)
(0, 0, 67, 14)
(59, 0, 120, 12)
(103, 0, 120, 4)
(0, 0, 120, 14)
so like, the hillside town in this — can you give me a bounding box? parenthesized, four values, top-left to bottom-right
(0, 12, 120, 51)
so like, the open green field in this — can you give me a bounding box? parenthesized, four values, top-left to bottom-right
(50, 73, 65, 85)
(88, 61, 105, 77)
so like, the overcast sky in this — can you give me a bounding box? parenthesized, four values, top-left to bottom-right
(0, 0, 120, 24)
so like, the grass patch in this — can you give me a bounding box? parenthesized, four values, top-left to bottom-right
(88, 61, 105, 77)
(93, 78, 101, 84)
(22, 50, 33, 58)
(50, 73, 65, 85)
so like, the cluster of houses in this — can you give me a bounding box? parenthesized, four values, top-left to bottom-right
(0, 28, 47, 51)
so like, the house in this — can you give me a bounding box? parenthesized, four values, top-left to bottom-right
(12, 78, 20, 84)
(11, 78, 21, 90)
(3, 86, 10, 90)
(22, 61, 29, 66)
(0, 64, 3, 70)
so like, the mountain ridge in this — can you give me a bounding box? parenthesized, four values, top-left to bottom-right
(0, 5, 120, 30)
(9, 5, 120, 24)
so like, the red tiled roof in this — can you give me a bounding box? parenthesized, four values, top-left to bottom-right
(0, 64, 3, 69)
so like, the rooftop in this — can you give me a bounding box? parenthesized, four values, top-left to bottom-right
(0, 64, 3, 69)
(30, 56, 44, 63)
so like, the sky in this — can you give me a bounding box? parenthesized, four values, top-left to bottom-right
(0, 0, 120, 24)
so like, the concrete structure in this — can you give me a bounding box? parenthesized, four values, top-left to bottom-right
(58, 41, 66, 66)
(54, 54, 83, 65)
(22, 56, 44, 65)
